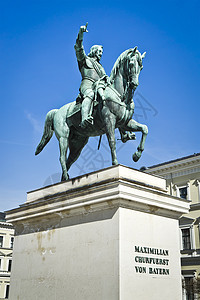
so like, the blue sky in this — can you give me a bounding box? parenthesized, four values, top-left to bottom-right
(1, 0, 200, 211)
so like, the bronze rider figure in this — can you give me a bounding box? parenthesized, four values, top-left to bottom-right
(74, 23, 109, 128)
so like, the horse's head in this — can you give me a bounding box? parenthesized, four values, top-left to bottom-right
(110, 47, 146, 95)
(126, 47, 146, 90)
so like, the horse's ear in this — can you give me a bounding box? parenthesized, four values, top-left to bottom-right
(133, 46, 138, 53)
(128, 46, 138, 58)
(141, 51, 146, 59)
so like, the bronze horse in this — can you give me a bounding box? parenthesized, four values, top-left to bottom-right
(35, 47, 148, 181)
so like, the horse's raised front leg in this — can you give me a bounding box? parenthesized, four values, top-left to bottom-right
(123, 119, 148, 162)
(104, 116, 118, 165)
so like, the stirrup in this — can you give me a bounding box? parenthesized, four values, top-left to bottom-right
(80, 116, 94, 128)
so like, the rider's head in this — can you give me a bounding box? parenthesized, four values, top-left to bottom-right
(88, 45, 103, 62)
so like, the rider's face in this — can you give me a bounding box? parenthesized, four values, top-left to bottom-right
(95, 47, 103, 61)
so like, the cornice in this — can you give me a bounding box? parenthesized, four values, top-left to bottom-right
(147, 153, 200, 171)
(5, 167, 189, 235)
(146, 160, 200, 179)
(190, 203, 200, 211)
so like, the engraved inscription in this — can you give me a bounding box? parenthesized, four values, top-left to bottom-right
(134, 245, 170, 276)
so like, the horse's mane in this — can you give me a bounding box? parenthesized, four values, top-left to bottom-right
(110, 49, 133, 81)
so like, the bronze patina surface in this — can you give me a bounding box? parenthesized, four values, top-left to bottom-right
(35, 23, 148, 181)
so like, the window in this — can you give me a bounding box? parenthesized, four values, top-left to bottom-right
(184, 277, 194, 300)
(10, 237, 14, 249)
(179, 186, 187, 199)
(5, 285, 9, 299)
(182, 228, 191, 250)
(0, 236, 3, 248)
(8, 260, 12, 272)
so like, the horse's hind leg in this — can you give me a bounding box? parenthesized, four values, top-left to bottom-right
(54, 113, 70, 181)
(59, 136, 69, 181)
(66, 135, 89, 173)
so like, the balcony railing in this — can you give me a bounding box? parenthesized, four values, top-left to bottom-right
(0, 270, 11, 277)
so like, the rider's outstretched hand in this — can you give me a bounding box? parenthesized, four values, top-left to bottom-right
(80, 22, 88, 33)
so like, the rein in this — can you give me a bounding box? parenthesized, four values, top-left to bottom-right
(106, 85, 127, 107)
(107, 81, 132, 107)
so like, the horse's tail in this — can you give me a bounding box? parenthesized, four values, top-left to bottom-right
(35, 109, 58, 155)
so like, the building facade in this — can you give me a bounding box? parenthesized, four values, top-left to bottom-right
(144, 153, 200, 300)
(0, 213, 14, 299)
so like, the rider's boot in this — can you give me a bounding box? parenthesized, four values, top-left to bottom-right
(80, 97, 93, 128)
(119, 129, 136, 143)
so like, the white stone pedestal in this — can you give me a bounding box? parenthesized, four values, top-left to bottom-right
(6, 165, 189, 300)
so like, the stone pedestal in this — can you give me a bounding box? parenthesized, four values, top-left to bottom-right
(6, 165, 189, 300)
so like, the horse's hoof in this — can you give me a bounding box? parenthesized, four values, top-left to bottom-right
(61, 173, 69, 181)
(132, 151, 141, 162)
(112, 160, 118, 165)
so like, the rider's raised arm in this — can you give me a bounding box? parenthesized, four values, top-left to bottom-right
(74, 23, 88, 62)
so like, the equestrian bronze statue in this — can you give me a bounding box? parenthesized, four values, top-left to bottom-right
(35, 23, 148, 181)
